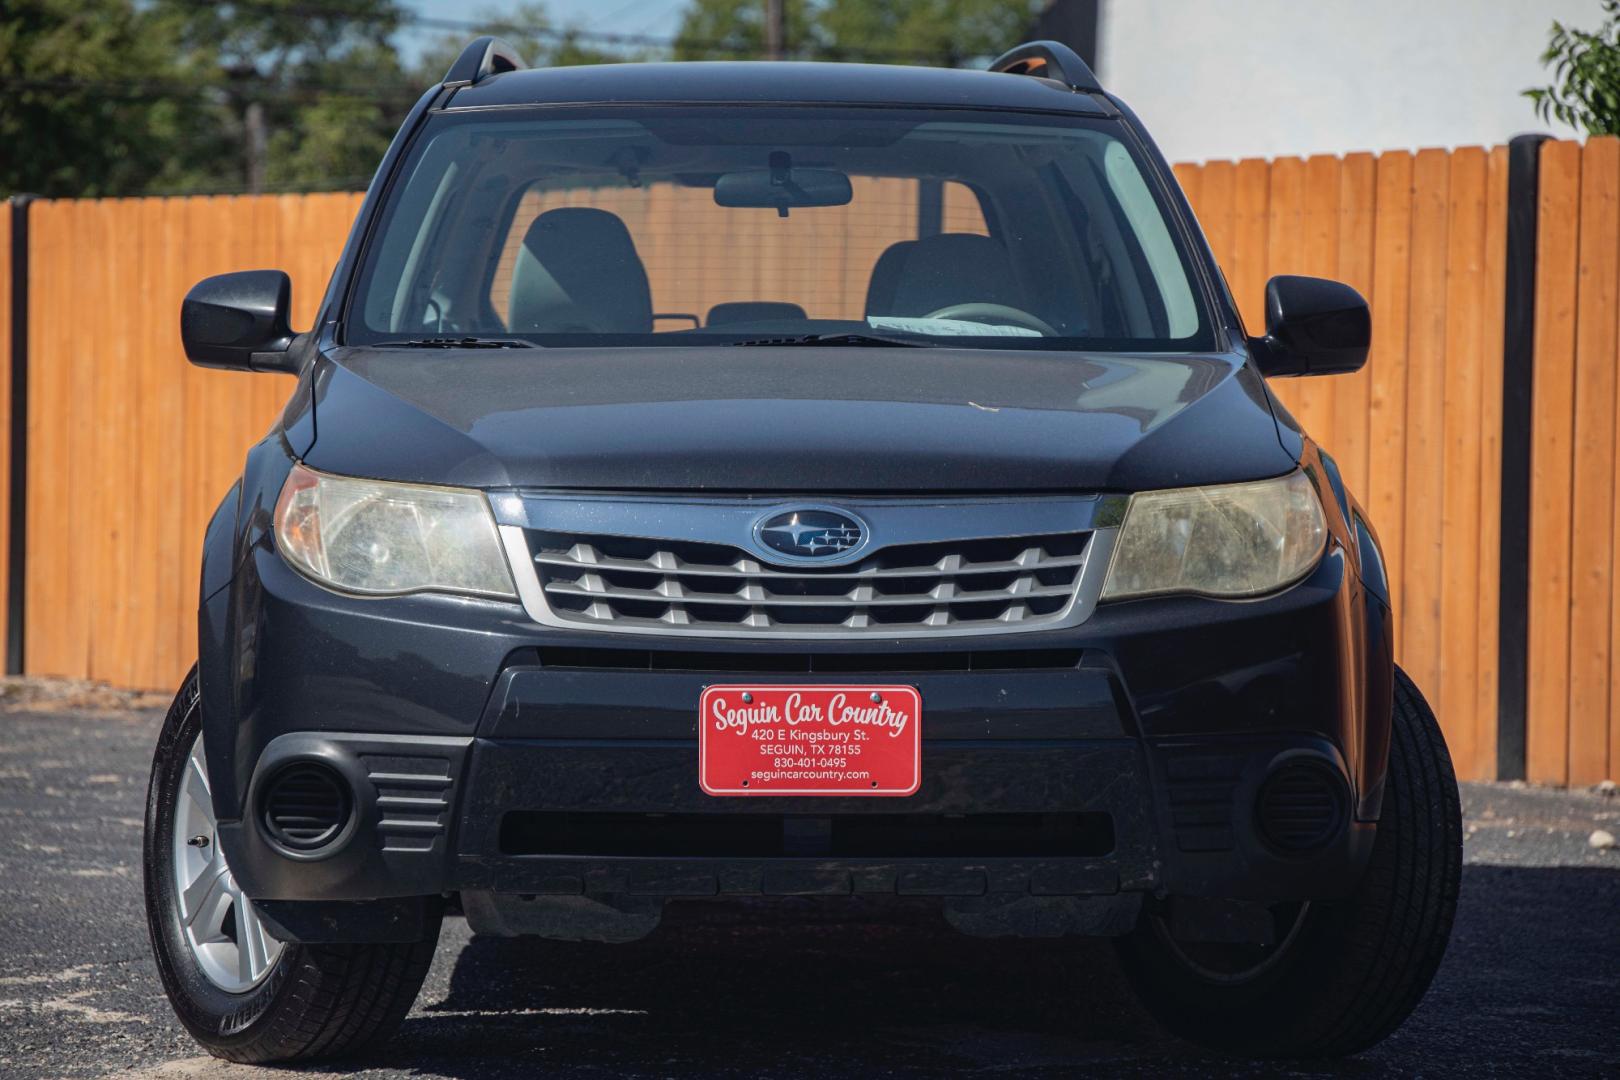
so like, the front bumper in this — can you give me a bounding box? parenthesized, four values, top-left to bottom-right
(209, 539, 1387, 932)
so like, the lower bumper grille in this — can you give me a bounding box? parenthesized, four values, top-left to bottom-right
(498, 811, 1116, 859)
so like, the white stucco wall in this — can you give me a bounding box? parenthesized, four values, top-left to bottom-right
(1096, 0, 1590, 163)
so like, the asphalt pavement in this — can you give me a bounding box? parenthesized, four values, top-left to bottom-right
(1, 679, 1617, 1079)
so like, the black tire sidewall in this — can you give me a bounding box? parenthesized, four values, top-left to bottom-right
(143, 668, 299, 1048)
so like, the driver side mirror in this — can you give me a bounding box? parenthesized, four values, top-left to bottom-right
(181, 270, 301, 373)
(1252, 275, 1370, 378)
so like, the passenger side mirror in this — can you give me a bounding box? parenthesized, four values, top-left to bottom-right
(181, 270, 300, 373)
(1252, 275, 1370, 377)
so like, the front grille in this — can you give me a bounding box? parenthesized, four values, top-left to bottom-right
(523, 530, 1091, 635)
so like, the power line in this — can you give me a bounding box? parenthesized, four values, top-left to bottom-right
(196, 0, 963, 64)
(584, 0, 676, 33)
(0, 74, 420, 105)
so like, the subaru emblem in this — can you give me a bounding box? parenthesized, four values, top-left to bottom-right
(752, 507, 869, 564)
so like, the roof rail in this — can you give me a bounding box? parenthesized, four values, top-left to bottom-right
(443, 36, 529, 89)
(987, 40, 1101, 94)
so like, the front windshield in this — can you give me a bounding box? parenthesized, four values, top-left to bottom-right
(347, 106, 1213, 351)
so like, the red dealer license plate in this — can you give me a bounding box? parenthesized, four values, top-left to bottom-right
(699, 684, 922, 796)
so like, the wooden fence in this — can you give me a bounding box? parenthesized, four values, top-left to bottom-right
(1525, 139, 1620, 788)
(0, 139, 1614, 785)
(20, 195, 361, 692)
(1174, 149, 1510, 782)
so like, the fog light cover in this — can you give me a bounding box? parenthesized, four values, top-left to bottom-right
(1255, 760, 1349, 854)
(261, 762, 352, 851)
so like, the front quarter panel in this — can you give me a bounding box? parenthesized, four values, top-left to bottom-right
(198, 431, 300, 822)
(1301, 439, 1392, 819)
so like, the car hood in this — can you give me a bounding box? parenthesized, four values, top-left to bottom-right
(301, 345, 1296, 492)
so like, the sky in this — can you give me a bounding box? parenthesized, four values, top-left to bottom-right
(398, 0, 690, 64)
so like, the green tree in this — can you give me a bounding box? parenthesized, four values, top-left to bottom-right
(1527, 0, 1620, 135)
(155, 0, 420, 193)
(0, 0, 196, 197)
(410, 2, 633, 85)
(674, 0, 1042, 65)
(816, 0, 1041, 64)
(675, 0, 815, 60)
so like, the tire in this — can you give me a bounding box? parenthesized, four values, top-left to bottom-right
(143, 667, 441, 1064)
(1116, 666, 1462, 1058)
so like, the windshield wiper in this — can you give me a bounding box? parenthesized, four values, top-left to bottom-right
(379, 336, 535, 349)
(726, 332, 924, 348)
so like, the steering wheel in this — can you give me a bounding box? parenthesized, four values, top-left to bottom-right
(922, 302, 1058, 337)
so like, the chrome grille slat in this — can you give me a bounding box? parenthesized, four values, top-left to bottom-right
(521, 526, 1093, 636)
(532, 548, 1088, 579)
(540, 579, 1079, 607)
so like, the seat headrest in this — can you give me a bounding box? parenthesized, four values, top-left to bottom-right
(864, 240, 919, 316)
(867, 233, 1024, 318)
(706, 301, 808, 327)
(507, 207, 652, 334)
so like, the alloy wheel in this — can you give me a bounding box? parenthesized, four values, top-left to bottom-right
(171, 735, 284, 993)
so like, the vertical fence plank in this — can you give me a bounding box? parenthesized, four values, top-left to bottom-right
(147, 197, 183, 691)
(1196, 160, 1237, 274)
(101, 199, 139, 686)
(1527, 140, 1583, 786)
(1400, 149, 1452, 702)
(23, 203, 54, 677)
(1333, 153, 1378, 499)
(1263, 157, 1306, 421)
(1230, 158, 1272, 330)
(1368, 152, 1414, 647)
(1477, 145, 1510, 779)
(1172, 162, 1203, 215)
(1438, 147, 1490, 775)
(1295, 154, 1345, 449)
(169, 198, 202, 690)
(1568, 137, 1620, 787)
(0, 204, 10, 667)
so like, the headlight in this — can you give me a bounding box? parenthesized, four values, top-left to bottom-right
(274, 463, 516, 598)
(1101, 471, 1326, 601)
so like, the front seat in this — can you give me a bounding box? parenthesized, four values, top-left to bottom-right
(864, 233, 1025, 318)
(507, 207, 653, 333)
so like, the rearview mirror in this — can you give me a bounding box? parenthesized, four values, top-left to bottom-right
(714, 153, 852, 216)
(1252, 275, 1370, 377)
(181, 270, 300, 373)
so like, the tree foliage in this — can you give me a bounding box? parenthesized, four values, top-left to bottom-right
(0, 0, 628, 198)
(0, 0, 194, 197)
(2, 0, 1044, 198)
(153, 0, 419, 193)
(674, 0, 1043, 65)
(1527, 0, 1620, 135)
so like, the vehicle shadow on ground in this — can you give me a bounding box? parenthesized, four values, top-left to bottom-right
(342, 865, 1619, 1079)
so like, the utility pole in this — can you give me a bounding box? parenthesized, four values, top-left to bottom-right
(765, 0, 784, 60)
(244, 100, 268, 195)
